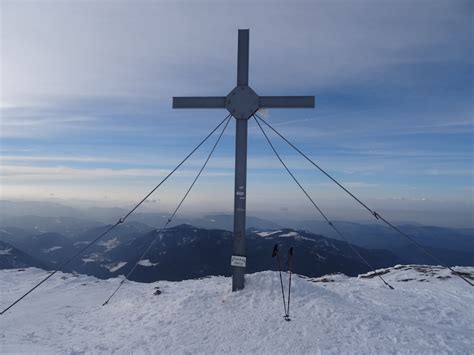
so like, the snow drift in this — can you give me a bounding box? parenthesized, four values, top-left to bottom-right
(0, 265, 473, 354)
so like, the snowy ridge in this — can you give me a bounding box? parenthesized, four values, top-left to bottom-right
(255, 229, 320, 242)
(137, 259, 159, 267)
(0, 248, 12, 255)
(0, 265, 473, 354)
(98, 237, 120, 252)
(106, 262, 127, 272)
(256, 230, 282, 237)
(305, 264, 474, 284)
(41, 246, 62, 253)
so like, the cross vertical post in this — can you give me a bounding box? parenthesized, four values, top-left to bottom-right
(172, 29, 314, 292)
(232, 30, 250, 291)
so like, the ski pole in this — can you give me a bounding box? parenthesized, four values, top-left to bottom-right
(285, 247, 294, 321)
(272, 244, 287, 317)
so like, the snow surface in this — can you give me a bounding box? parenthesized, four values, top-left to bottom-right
(0, 266, 473, 354)
(256, 230, 282, 237)
(279, 231, 299, 237)
(256, 230, 318, 242)
(41, 246, 63, 253)
(0, 248, 12, 255)
(81, 258, 96, 263)
(98, 237, 120, 252)
(107, 262, 127, 272)
(137, 259, 159, 267)
(278, 231, 313, 241)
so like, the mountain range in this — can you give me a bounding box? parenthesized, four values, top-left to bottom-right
(0, 223, 398, 281)
(1, 199, 472, 282)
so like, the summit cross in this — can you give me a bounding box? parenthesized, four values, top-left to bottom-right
(173, 29, 315, 291)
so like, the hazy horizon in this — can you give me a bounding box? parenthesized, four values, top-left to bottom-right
(1, 197, 472, 229)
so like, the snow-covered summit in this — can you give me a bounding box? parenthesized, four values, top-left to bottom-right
(1, 265, 473, 354)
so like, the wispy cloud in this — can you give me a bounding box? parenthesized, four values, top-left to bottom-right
(0, 164, 232, 182)
(0, 155, 121, 163)
(2, 0, 471, 104)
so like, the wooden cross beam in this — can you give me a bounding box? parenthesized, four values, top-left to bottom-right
(173, 29, 315, 291)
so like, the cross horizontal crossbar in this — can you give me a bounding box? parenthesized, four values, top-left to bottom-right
(259, 96, 315, 108)
(173, 97, 226, 108)
(173, 96, 315, 109)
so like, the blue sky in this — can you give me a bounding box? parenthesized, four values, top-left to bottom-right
(0, 0, 473, 227)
